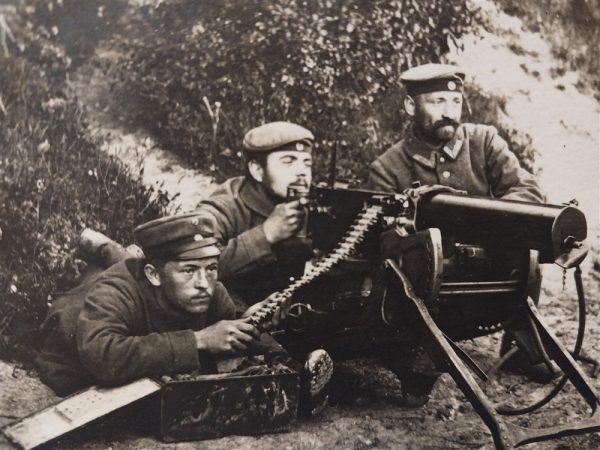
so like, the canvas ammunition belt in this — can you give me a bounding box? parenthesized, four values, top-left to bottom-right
(248, 204, 384, 329)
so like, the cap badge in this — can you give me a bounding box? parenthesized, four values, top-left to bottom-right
(295, 142, 304, 151)
(447, 81, 457, 91)
(191, 218, 199, 226)
(193, 234, 204, 241)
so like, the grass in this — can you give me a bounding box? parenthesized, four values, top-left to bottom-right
(0, 16, 167, 358)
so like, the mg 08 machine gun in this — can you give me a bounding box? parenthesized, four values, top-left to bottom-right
(246, 183, 599, 450)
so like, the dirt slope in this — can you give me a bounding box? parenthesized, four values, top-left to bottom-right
(71, 48, 218, 213)
(448, 0, 599, 231)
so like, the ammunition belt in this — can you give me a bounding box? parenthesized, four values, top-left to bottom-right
(248, 204, 384, 329)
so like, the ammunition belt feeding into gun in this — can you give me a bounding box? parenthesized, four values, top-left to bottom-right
(248, 204, 384, 329)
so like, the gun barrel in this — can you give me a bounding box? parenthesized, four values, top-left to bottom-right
(415, 193, 587, 263)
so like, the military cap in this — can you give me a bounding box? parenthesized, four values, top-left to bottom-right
(400, 63, 466, 96)
(243, 121, 314, 153)
(134, 213, 220, 260)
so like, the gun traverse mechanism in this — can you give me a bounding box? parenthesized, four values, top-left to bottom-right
(249, 184, 598, 450)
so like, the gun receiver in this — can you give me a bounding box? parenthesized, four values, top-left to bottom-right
(306, 185, 587, 267)
(412, 190, 588, 267)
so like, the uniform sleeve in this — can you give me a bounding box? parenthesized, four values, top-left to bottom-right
(484, 127, 545, 203)
(198, 202, 276, 280)
(76, 279, 200, 385)
(365, 159, 398, 193)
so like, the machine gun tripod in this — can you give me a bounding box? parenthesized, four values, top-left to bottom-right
(385, 258, 598, 449)
(274, 184, 600, 449)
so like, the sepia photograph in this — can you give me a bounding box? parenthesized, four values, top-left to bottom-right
(0, 0, 598, 448)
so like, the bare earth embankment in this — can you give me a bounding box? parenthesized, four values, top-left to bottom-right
(1, 1, 599, 449)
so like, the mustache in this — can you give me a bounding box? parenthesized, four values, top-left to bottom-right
(433, 118, 459, 129)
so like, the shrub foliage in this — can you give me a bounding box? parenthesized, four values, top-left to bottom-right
(0, 12, 165, 353)
(114, 0, 476, 183)
(25, 0, 127, 67)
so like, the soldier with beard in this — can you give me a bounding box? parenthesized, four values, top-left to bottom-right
(366, 63, 543, 202)
(199, 121, 316, 308)
(365, 64, 554, 401)
(198, 122, 333, 416)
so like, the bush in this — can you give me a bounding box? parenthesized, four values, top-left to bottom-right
(0, 37, 166, 355)
(113, 0, 476, 183)
(23, 0, 127, 67)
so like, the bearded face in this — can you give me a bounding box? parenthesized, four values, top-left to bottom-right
(249, 150, 313, 200)
(412, 91, 463, 144)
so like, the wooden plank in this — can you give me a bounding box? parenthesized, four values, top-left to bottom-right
(1, 377, 161, 450)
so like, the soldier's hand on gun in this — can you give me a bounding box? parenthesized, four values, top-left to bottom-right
(194, 318, 260, 355)
(241, 293, 290, 331)
(262, 200, 306, 244)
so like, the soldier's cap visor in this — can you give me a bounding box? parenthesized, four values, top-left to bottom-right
(143, 237, 220, 261)
(403, 75, 464, 96)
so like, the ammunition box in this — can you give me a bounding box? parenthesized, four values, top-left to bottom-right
(158, 371, 300, 442)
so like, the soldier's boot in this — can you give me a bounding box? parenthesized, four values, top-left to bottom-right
(386, 348, 441, 408)
(402, 377, 439, 408)
(499, 261, 559, 384)
(392, 367, 440, 408)
(298, 349, 333, 418)
(77, 229, 143, 284)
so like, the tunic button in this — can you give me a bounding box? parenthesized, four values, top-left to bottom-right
(442, 171, 451, 178)
(439, 157, 445, 163)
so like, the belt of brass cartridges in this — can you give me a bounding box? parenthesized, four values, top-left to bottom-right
(248, 204, 384, 329)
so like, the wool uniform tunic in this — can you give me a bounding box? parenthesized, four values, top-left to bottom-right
(366, 123, 544, 203)
(199, 177, 312, 305)
(35, 258, 236, 396)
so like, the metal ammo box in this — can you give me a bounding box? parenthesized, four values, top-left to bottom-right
(158, 369, 300, 442)
(1, 360, 300, 449)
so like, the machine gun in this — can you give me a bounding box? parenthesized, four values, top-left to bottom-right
(247, 183, 599, 450)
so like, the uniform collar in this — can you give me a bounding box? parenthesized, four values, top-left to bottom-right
(404, 124, 465, 167)
(239, 178, 278, 218)
(441, 125, 464, 160)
